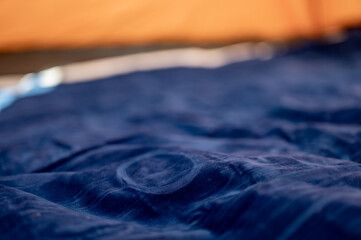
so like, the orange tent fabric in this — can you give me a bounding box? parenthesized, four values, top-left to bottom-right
(0, 0, 361, 52)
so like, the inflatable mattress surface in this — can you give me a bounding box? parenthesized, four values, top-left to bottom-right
(1, 36, 361, 239)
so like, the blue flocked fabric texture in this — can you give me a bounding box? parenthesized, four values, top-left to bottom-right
(1, 33, 361, 239)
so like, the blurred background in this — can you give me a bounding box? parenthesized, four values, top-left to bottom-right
(0, 0, 361, 89)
